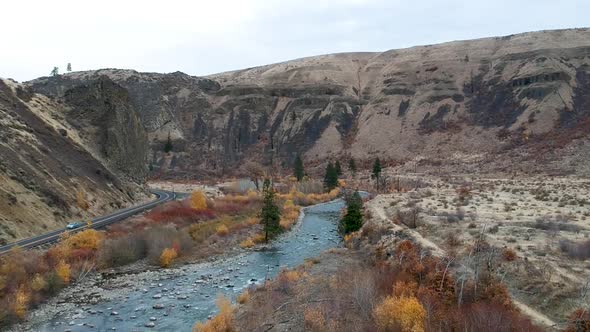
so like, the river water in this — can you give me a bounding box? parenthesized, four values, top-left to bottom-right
(37, 198, 346, 332)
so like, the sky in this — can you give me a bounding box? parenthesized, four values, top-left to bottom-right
(2, 0, 589, 82)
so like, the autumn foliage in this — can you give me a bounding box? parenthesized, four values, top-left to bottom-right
(193, 296, 235, 332)
(159, 248, 178, 268)
(373, 295, 426, 332)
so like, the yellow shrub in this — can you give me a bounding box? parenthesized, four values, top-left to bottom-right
(246, 189, 259, 199)
(240, 238, 255, 248)
(304, 306, 326, 330)
(193, 296, 234, 332)
(216, 225, 230, 236)
(373, 296, 426, 332)
(190, 191, 208, 211)
(159, 248, 178, 268)
(245, 217, 258, 226)
(30, 273, 47, 292)
(337, 179, 346, 188)
(236, 290, 250, 304)
(13, 284, 29, 319)
(62, 229, 103, 251)
(251, 233, 266, 244)
(56, 260, 71, 284)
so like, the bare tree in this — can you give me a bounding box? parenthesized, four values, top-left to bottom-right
(242, 161, 265, 191)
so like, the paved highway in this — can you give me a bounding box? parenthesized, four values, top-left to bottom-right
(0, 190, 176, 255)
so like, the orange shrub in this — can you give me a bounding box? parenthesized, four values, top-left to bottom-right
(190, 191, 208, 211)
(193, 296, 234, 332)
(392, 280, 418, 298)
(373, 295, 426, 332)
(216, 225, 229, 236)
(13, 284, 29, 319)
(236, 290, 250, 304)
(240, 238, 255, 248)
(62, 229, 103, 251)
(55, 260, 71, 284)
(304, 306, 327, 331)
(159, 248, 178, 268)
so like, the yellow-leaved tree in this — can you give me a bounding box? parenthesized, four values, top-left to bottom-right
(373, 296, 426, 332)
(190, 191, 207, 211)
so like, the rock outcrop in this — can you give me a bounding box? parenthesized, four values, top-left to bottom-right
(27, 28, 590, 177)
(0, 78, 147, 243)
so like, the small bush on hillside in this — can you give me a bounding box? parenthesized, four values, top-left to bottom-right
(193, 296, 234, 332)
(373, 296, 426, 332)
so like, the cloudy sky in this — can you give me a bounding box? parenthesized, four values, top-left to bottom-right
(2, 0, 589, 81)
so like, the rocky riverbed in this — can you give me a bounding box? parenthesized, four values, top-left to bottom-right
(14, 198, 346, 332)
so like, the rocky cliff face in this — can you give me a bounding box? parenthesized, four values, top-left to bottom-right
(28, 28, 590, 177)
(0, 78, 148, 244)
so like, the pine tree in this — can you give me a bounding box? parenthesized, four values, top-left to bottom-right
(334, 160, 342, 177)
(348, 157, 357, 176)
(164, 132, 173, 153)
(372, 158, 382, 180)
(340, 190, 363, 234)
(323, 161, 338, 191)
(67, 63, 72, 72)
(259, 179, 281, 242)
(50, 67, 59, 76)
(294, 154, 304, 182)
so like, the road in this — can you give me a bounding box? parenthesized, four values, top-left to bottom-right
(0, 190, 176, 255)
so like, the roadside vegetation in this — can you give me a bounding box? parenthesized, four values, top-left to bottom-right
(0, 169, 345, 327)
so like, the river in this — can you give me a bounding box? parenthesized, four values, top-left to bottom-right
(36, 197, 346, 332)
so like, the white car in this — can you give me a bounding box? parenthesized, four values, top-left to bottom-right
(66, 222, 84, 230)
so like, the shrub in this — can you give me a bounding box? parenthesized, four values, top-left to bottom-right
(239, 238, 255, 249)
(190, 191, 208, 211)
(13, 285, 29, 319)
(55, 260, 71, 284)
(30, 274, 46, 292)
(216, 225, 229, 237)
(373, 295, 426, 332)
(236, 290, 250, 304)
(193, 296, 234, 332)
(99, 235, 146, 267)
(559, 239, 590, 260)
(61, 229, 103, 253)
(304, 306, 328, 331)
(565, 308, 590, 332)
(502, 249, 517, 261)
(159, 248, 178, 268)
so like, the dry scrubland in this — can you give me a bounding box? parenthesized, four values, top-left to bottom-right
(369, 174, 590, 324)
(0, 178, 340, 327)
(198, 174, 590, 332)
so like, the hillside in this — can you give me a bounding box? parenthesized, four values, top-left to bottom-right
(28, 28, 590, 177)
(0, 78, 148, 244)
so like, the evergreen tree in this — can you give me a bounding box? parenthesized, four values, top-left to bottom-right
(323, 161, 339, 191)
(340, 190, 363, 234)
(50, 67, 59, 76)
(334, 160, 342, 177)
(259, 179, 281, 242)
(164, 132, 173, 153)
(372, 158, 382, 180)
(293, 154, 304, 182)
(348, 157, 357, 176)
(67, 63, 72, 72)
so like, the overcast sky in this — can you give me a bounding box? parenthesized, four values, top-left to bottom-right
(2, 0, 589, 82)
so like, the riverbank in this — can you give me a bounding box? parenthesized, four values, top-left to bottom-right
(12, 193, 346, 331)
